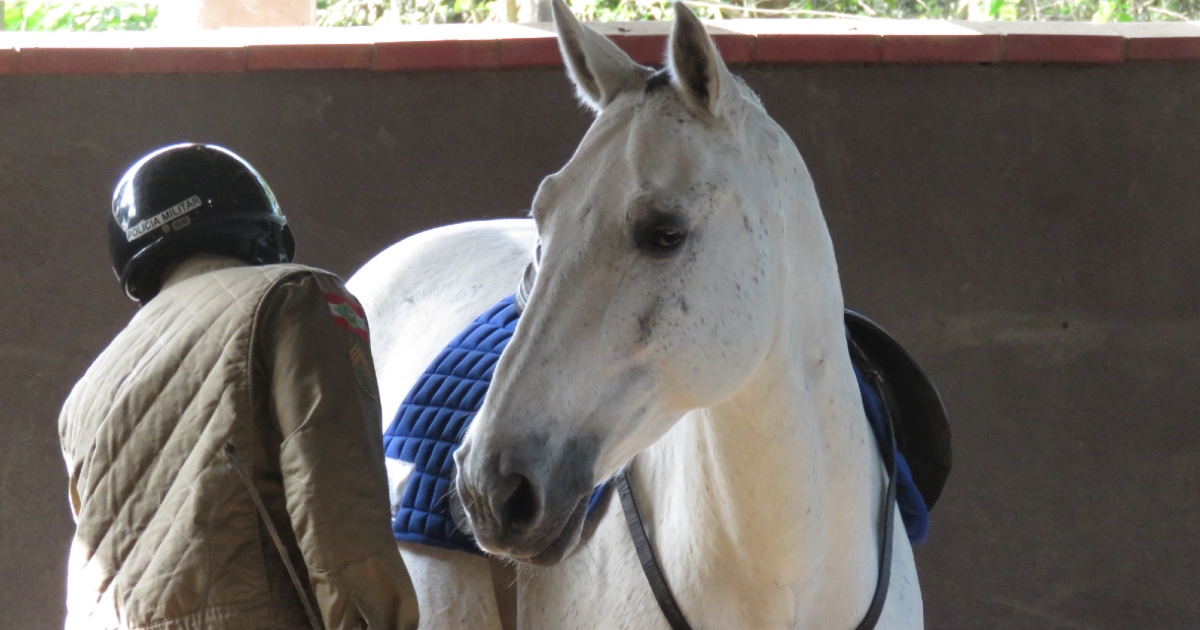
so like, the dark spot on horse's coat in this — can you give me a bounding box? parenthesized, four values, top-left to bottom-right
(558, 434, 601, 490)
(636, 297, 663, 345)
(679, 298, 689, 314)
(525, 431, 549, 453)
(743, 216, 752, 233)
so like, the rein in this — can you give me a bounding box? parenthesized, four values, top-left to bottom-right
(615, 467, 691, 630)
(618, 332, 899, 630)
(849, 329, 900, 630)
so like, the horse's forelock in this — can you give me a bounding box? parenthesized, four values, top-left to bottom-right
(643, 67, 763, 119)
(645, 68, 672, 95)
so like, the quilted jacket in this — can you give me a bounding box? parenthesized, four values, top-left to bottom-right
(58, 255, 418, 630)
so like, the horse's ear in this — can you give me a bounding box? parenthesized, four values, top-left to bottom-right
(668, 2, 734, 118)
(552, 0, 649, 113)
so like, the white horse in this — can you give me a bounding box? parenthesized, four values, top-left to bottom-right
(348, 2, 923, 628)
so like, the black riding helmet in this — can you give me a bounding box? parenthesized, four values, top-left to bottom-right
(109, 143, 296, 303)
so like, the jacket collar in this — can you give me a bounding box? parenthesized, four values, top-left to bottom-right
(160, 254, 250, 293)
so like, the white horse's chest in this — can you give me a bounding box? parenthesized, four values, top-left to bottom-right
(515, 432, 805, 630)
(517, 507, 664, 629)
(516, 411, 923, 630)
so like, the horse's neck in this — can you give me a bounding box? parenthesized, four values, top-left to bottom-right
(640, 230, 884, 627)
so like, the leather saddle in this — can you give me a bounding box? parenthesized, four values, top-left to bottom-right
(845, 310, 952, 509)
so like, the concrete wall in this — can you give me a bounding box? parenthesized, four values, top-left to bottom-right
(2, 61, 1197, 628)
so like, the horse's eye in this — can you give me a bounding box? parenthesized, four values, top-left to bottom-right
(639, 224, 688, 257)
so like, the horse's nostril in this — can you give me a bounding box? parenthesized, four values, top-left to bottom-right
(497, 472, 541, 530)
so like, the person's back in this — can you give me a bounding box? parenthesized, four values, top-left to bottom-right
(59, 144, 417, 630)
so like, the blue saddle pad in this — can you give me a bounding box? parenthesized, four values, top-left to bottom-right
(382, 296, 609, 554)
(383, 295, 930, 553)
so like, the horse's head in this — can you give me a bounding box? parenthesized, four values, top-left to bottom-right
(456, 0, 830, 565)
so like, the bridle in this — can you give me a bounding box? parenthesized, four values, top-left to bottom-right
(613, 331, 900, 630)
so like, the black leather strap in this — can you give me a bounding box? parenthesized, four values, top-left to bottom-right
(850, 335, 899, 630)
(616, 466, 693, 630)
(519, 263, 898, 628)
(616, 335, 900, 630)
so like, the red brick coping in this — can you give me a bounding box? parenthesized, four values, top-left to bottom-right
(1, 20, 1198, 75)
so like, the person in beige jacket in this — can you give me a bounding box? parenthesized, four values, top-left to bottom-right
(59, 143, 418, 630)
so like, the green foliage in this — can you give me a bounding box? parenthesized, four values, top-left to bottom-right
(1, 0, 1196, 31)
(571, 0, 695, 20)
(316, 0, 498, 24)
(315, 0, 1198, 23)
(4, 2, 156, 31)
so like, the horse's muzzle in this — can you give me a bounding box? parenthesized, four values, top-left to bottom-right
(454, 439, 594, 564)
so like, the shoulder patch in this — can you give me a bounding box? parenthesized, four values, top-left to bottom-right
(325, 292, 369, 342)
(349, 342, 378, 398)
